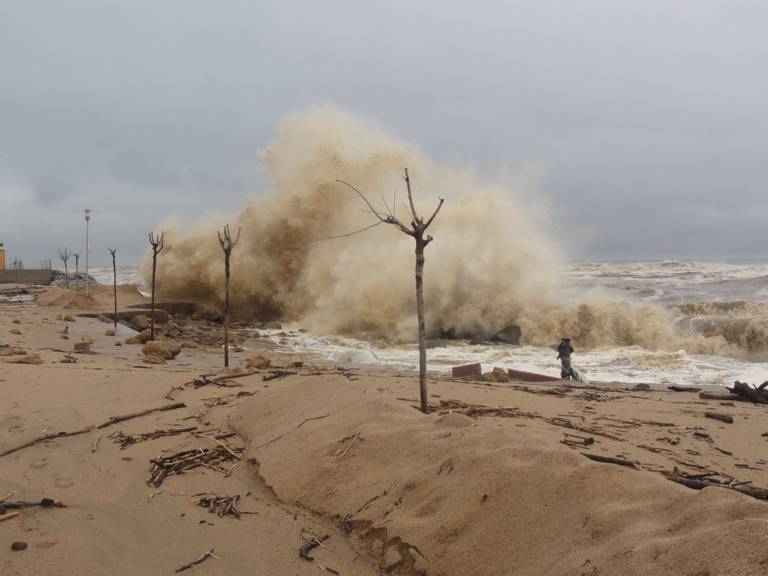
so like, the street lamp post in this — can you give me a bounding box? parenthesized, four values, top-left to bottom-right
(83, 209, 92, 296)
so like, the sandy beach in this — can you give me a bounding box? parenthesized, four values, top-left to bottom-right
(2, 284, 768, 575)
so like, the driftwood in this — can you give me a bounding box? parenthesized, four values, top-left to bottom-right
(729, 381, 768, 404)
(0, 402, 186, 458)
(582, 453, 636, 468)
(148, 443, 242, 487)
(0, 498, 64, 513)
(668, 385, 700, 392)
(705, 411, 734, 424)
(699, 381, 768, 404)
(664, 469, 768, 501)
(299, 534, 330, 561)
(109, 426, 197, 449)
(175, 548, 217, 573)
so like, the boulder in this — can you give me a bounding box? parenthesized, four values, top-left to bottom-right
(143, 354, 166, 365)
(483, 367, 510, 383)
(246, 355, 272, 370)
(490, 325, 522, 345)
(125, 329, 152, 345)
(142, 340, 181, 360)
(131, 314, 152, 331)
(5, 353, 43, 365)
(105, 329, 116, 336)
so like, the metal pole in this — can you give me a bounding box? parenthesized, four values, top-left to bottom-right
(84, 209, 92, 295)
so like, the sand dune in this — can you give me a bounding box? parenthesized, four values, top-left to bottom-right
(232, 375, 768, 576)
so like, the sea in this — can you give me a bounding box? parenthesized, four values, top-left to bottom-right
(90, 261, 768, 387)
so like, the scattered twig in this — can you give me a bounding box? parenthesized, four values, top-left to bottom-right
(148, 489, 163, 503)
(91, 435, 101, 453)
(300, 534, 330, 561)
(175, 548, 217, 573)
(0, 511, 20, 522)
(195, 494, 241, 518)
(110, 427, 197, 449)
(252, 414, 331, 450)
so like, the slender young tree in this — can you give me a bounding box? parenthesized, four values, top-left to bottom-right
(108, 248, 118, 329)
(56, 248, 72, 289)
(335, 168, 444, 413)
(73, 253, 80, 275)
(148, 232, 165, 341)
(217, 224, 242, 368)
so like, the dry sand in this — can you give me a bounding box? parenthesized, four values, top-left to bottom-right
(2, 285, 768, 575)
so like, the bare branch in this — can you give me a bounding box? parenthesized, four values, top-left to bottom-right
(336, 179, 389, 222)
(312, 220, 385, 242)
(423, 198, 445, 230)
(403, 168, 419, 223)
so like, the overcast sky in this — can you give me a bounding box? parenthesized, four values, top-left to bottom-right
(1, 0, 767, 266)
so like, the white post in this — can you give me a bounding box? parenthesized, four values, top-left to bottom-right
(84, 209, 92, 295)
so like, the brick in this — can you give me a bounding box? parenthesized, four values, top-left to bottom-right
(452, 363, 482, 379)
(74, 342, 91, 353)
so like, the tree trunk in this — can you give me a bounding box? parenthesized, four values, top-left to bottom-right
(64, 261, 69, 289)
(150, 252, 158, 341)
(223, 251, 231, 368)
(414, 237, 428, 413)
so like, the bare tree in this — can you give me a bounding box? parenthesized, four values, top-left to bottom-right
(73, 252, 80, 275)
(335, 168, 444, 413)
(108, 248, 118, 329)
(56, 248, 72, 289)
(217, 224, 242, 368)
(148, 232, 165, 341)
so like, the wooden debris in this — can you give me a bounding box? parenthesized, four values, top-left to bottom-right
(175, 548, 217, 573)
(0, 498, 65, 515)
(728, 380, 768, 404)
(195, 494, 241, 518)
(668, 385, 700, 392)
(0, 402, 186, 458)
(0, 511, 20, 522)
(110, 426, 197, 449)
(91, 435, 101, 453)
(300, 534, 330, 561)
(581, 453, 636, 468)
(148, 443, 243, 487)
(705, 412, 734, 424)
(148, 489, 163, 503)
(561, 433, 595, 447)
(664, 469, 768, 501)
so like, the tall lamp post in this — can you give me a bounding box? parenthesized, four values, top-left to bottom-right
(83, 209, 92, 295)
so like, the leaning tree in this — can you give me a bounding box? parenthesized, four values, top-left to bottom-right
(217, 224, 241, 368)
(335, 168, 443, 413)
